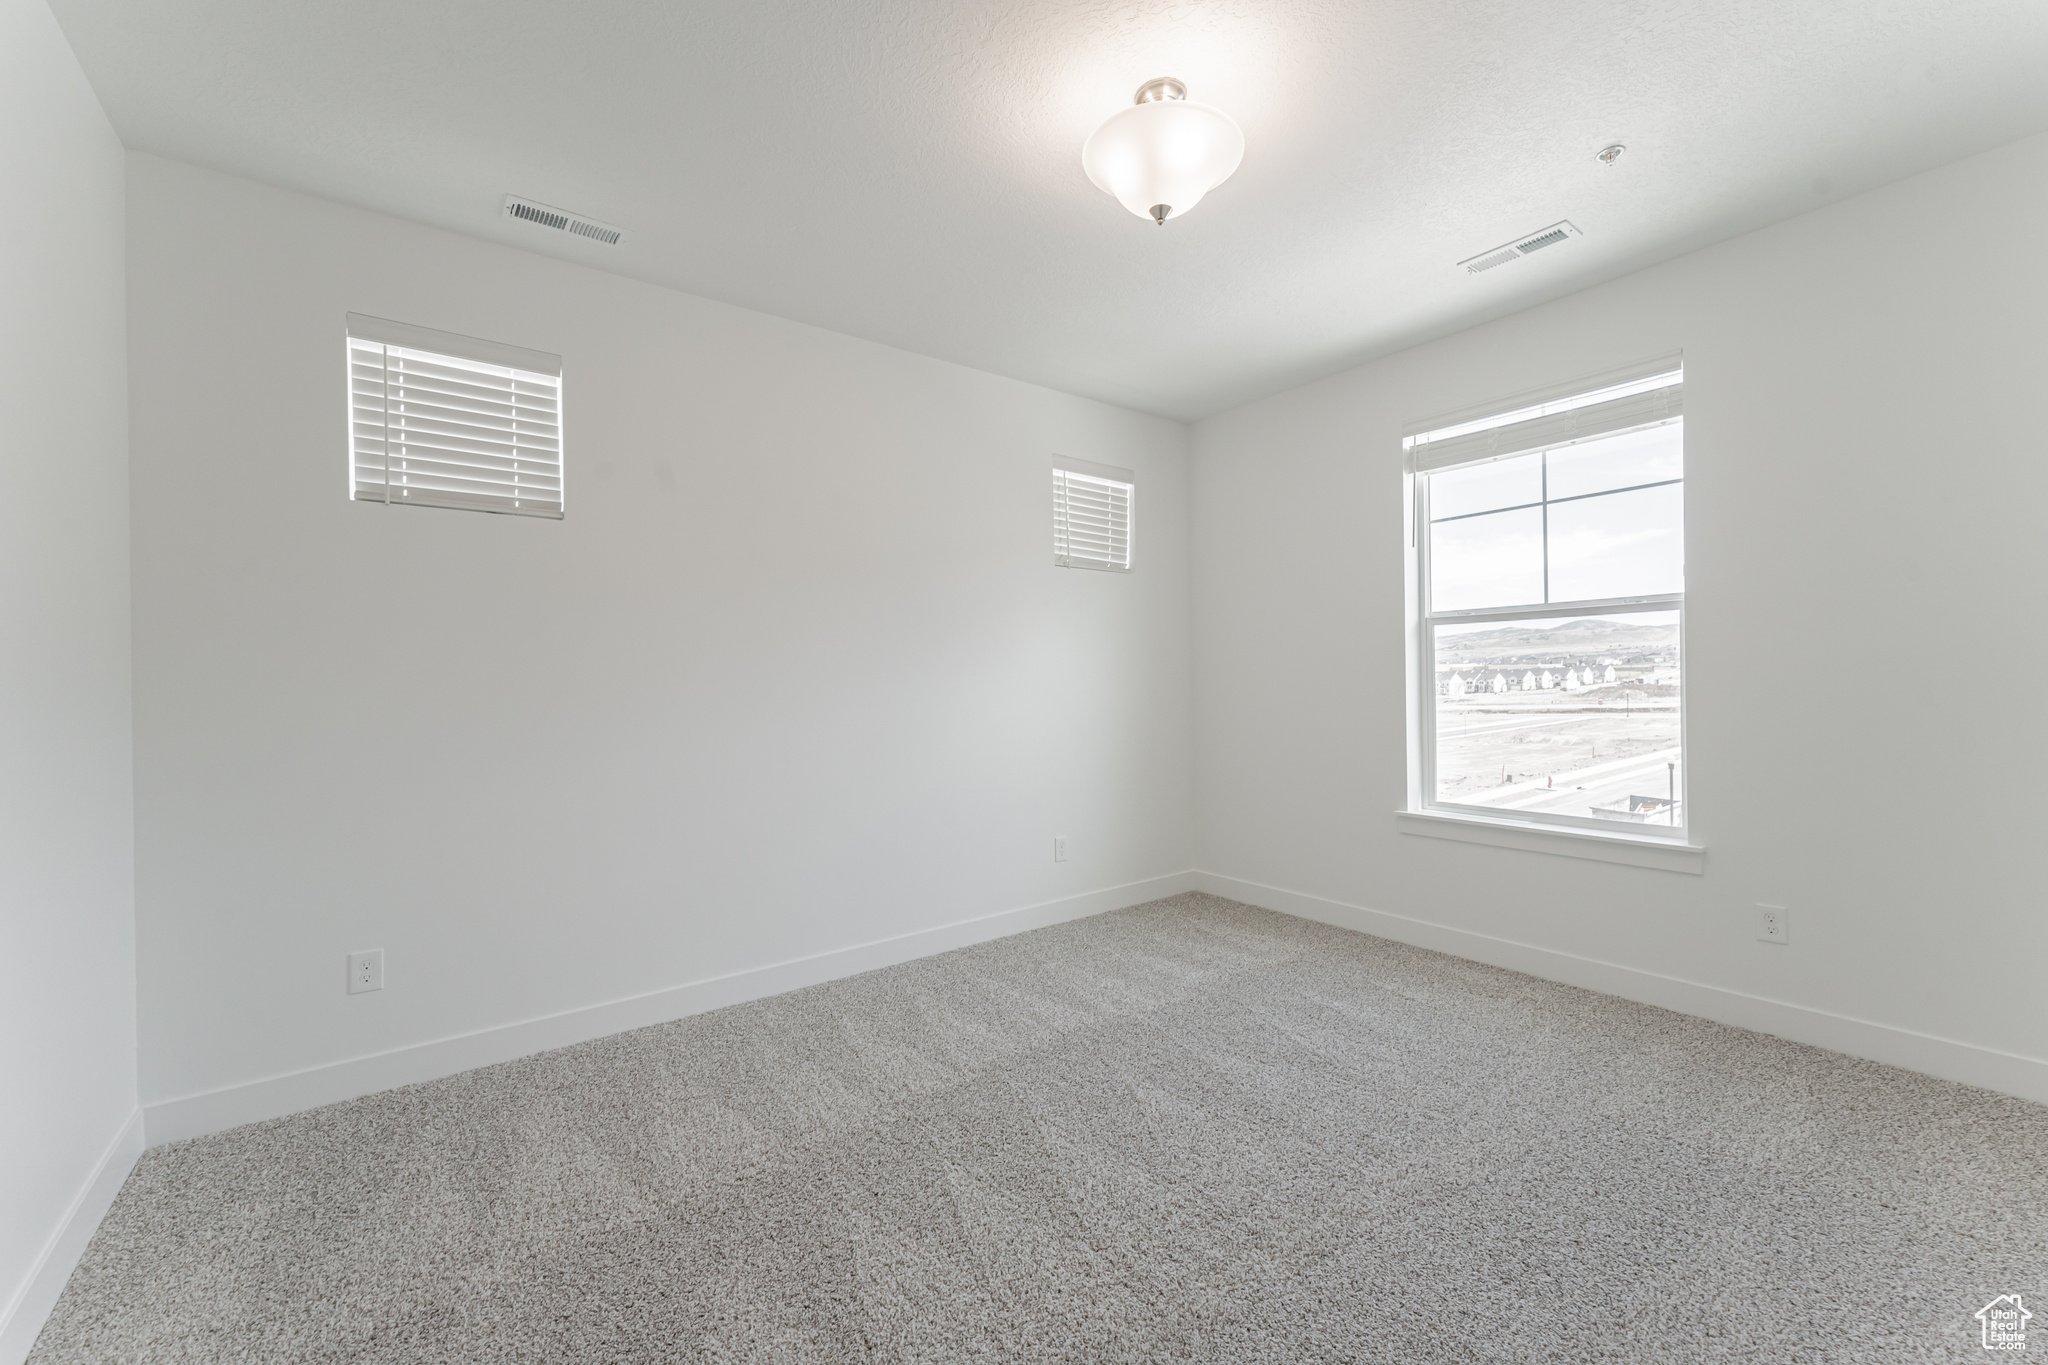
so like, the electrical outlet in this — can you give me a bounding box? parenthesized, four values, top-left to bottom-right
(1052, 835, 1069, 863)
(1756, 905, 1789, 946)
(347, 949, 384, 994)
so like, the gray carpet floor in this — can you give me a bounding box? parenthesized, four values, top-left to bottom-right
(31, 893, 2048, 1363)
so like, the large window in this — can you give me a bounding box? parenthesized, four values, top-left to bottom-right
(1410, 364, 1685, 837)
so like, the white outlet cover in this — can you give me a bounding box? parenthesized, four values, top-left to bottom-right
(347, 949, 384, 993)
(1756, 904, 1789, 945)
(1052, 835, 1068, 863)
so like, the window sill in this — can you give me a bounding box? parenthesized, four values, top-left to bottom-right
(1395, 809, 1704, 875)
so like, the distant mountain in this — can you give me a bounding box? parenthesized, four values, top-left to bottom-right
(1438, 617, 1677, 664)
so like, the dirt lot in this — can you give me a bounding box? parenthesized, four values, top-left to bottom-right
(1435, 685, 1680, 807)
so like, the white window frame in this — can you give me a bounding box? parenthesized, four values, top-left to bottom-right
(1052, 456, 1135, 572)
(1403, 357, 1698, 865)
(346, 313, 565, 519)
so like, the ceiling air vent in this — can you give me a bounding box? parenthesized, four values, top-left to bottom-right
(1459, 220, 1581, 274)
(503, 195, 626, 247)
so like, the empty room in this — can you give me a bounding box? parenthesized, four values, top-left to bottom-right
(5, 0, 2047, 1359)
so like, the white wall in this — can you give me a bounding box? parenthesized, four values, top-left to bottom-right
(127, 154, 1194, 1133)
(1192, 129, 2048, 1098)
(0, 0, 139, 1357)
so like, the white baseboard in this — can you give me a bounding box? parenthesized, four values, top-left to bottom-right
(143, 871, 1200, 1147)
(1194, 870, 2048, 1106)
(0, 1108, 143, 1365)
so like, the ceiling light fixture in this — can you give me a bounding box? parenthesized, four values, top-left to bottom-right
(1082, 78, 1244, 226)
(1597, 144, 1625, 165)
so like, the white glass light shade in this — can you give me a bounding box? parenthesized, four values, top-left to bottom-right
(1082, 96, 1244, 224)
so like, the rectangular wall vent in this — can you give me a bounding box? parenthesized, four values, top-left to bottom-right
(1459, 221, 1581, 274)
(503, 195, 626, 247)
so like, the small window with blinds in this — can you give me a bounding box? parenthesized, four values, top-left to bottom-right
(346, 314, 564, 518)
(1052, 458, 1135, 572)
(1408, 359, 1686, 840)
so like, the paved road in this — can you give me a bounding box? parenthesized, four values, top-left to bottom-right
(1438, 705, 1678, 740)
(1436, 715, 1589, 740)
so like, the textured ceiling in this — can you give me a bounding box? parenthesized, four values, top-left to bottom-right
(51, 0, 2048, 419)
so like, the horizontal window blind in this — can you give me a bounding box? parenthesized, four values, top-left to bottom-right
(1409, 363, 1682, 473)
(1053, 461, 1134, 572)
(346, 315, 564, 518)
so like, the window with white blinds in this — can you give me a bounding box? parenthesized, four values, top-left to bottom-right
(1052, 458, 1135, 572)
(1406, 360, 1681, 472)
(346, 314, 564, 518)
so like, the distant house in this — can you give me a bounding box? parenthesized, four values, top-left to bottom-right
(1522, 671, 1536, 690)
(1540, 670, 1554, 689)
(1604, 665, 1616, 683)
(1491, 673, 1507, 694)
